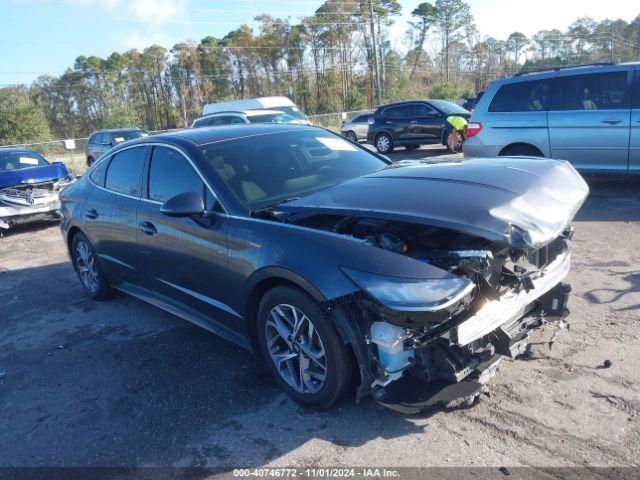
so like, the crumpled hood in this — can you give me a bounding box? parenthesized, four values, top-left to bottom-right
(280, 157, 589, 250)
(0, 163, 70, 189)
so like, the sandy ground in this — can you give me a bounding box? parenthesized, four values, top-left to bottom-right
(0, 146, 639, 470)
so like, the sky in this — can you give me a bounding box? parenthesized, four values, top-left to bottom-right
(1, 0, 638, 86)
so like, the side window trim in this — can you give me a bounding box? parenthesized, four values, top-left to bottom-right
(140, 143, 227, 214)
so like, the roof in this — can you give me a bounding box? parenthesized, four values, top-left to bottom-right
(0, 146, 39, 153)
(195, 109, 285, 120)
(146, 123, 323, 147)
(89, 127, 143, 134)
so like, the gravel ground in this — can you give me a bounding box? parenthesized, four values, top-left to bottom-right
(0, 147, 639, 470)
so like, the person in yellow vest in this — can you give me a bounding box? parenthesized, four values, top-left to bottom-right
(445, 115, 468, 153)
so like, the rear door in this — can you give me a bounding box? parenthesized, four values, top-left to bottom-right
(630, 69, 640, 174)
(83, 145, 147, 284)
(413, 103, 444, 142)
(136, 145, 236, 332)
(548, 68, 632, 172)
(380, 105, 413, 141)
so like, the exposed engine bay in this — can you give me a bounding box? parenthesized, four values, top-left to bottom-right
(291, 213, 574, 412)
(0, 179, 74, 230)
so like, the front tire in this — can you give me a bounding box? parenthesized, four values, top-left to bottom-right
(256, 286, 352, 408)
(375, 132, 394, 154)
(71, 232, 112, 300)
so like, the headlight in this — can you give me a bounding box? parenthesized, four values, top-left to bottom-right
(342, 268, 474, 312)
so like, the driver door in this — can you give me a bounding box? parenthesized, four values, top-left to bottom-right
(135, 145, 238, 333)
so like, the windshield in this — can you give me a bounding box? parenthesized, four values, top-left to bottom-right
(111, 130, 147, 144)
(276, 106, 308, 121)
(428, 100, 470, 116)
(248, 113, 298, 124)
(200, 130, 388, 210)
(0, 150, 50, 172)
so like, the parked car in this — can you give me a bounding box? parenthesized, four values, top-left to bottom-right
(60, 124, 588, 411)
(202, 96, 310, 125)
(367, 100, 471, 154)
(463, 91, 485, 111)
(341, 113, 373, 142)
(0, 147, 75, 230)
(464, 62, 640, 174)
(86, 128, 148, 166)
(191, 110, 301, 128)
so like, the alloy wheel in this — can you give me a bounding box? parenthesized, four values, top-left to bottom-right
(265, 304, 327, 394)
(75, 240, 99, 294)
(376, 134, 390, 153)
(346, 131, 358, 142)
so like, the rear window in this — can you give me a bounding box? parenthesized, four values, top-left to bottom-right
(104, 146, 146, 197)
(428, 100, 468, 115)
(550, 71, 630, 111)
(489, 80, 551, 112)
(111, 130, 147, 144)
(352, 115, 371, 123)
(248, 113, 296, 124)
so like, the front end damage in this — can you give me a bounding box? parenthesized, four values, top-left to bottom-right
(0, 178, 75, 230)
(317, 217, 576, 413)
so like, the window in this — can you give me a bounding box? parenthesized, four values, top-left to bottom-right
(412, 104, 437, 117)
(550, 72, 630, 111)
(489, 80, 551, 112)
(89, 159, 108, 186)
(352, 115, 370, 123)
(193, 116, 234, 128)
(88, 133, 99, 145)
(0, 150, 49, 172)
(104, 147, 145, 196)
(99, 132, 111, 145)
(383, 105, 412, 118)
(200, 131, 387, 209)
(229, 116, 247, 124)
(148, 146, 214, 209)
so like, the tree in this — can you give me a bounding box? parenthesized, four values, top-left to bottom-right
(0, 87, 52, 145)
(433, 0, 474, 81)
(409, 3, 437, 79)
(506, 32, 529, 68)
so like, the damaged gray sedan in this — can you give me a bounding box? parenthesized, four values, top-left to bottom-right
(60, 125, 588, 412)
(1, 147, 75, 230)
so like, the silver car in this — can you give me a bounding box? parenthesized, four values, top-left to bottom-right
(86, 128, 147, 166)
(341, 113, 373, 142)
(464, 62, 640, 174)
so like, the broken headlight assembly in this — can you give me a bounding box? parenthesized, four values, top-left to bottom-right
(342, 267, 474, 312)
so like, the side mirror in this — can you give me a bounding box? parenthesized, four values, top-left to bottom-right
(160, 191, 205, 218)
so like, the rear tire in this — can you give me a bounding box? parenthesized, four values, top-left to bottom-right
(344, 131, 358, 143)
(71, 232, 112, 300)
(256, 285, 352, 408)
(375, 132, 394, 154)
(500, 145, 543, 157)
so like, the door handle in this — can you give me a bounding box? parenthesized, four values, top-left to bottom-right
(85, 208, 99, 220)
(139, 221, 157, 236)
(601, 118, 622, 125)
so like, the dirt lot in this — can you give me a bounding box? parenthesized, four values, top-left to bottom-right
(1, 146, 639, 469)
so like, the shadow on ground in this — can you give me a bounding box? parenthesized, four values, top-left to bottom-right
(0, 262, 423, 470)
(575, 176, 640, 222)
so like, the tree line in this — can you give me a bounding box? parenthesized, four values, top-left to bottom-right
(1, 0, 639, 146)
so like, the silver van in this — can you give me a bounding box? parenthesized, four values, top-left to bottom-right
(464, 62, 640, 174)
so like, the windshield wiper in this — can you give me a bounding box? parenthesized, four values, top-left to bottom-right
(251, 197, 299, 217)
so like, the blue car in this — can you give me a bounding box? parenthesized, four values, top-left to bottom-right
(0, 147, 75, 230)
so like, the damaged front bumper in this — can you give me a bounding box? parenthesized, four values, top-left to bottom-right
(0, 181, 74, 230)
(364, 252, 573, 414)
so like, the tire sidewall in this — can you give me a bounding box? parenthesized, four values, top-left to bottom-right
(256, 286, 350, 408)
(345, 131, 358, 142)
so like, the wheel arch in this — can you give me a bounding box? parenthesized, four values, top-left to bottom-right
(499, 142, 545, 157)
(242, 267, 327, 352)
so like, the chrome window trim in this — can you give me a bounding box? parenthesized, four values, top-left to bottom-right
(86, 142, 228, 214)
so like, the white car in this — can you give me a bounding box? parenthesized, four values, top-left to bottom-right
(191, 109, 301, 128)
(202, 96, 310, 125)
